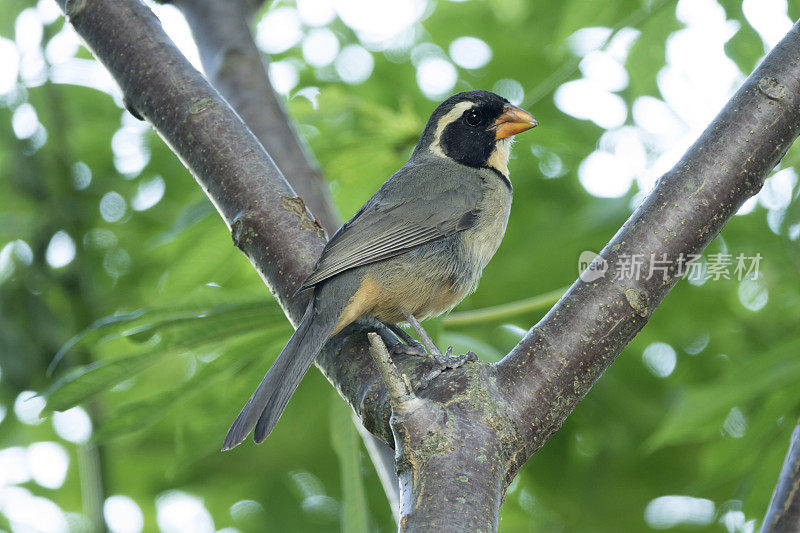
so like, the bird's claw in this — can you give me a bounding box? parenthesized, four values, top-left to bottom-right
(431, 345, 450, 366)
(432, 346, 476, 368)
(389, 340, 427, 357)
(390, 337, 477, 391)
(417, 349, 478, 390)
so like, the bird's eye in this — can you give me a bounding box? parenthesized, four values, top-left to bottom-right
(464, 109, 481, 127)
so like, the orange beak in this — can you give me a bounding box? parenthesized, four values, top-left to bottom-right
(494, 104, 538, 140)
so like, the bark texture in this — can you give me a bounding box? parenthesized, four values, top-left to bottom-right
(761, 421, 800, 532)
(58, 1, 800, 530)
(170, 0, 339, 234)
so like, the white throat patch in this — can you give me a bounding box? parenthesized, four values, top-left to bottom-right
(487, 136, 513, 176)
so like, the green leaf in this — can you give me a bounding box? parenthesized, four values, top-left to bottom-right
(147, 200, 215, 248)
(45, 303, 289, 412)
(45, 350, 166, 412)
(47, 309, 147, 376)
(115, 299, 281, 343)
(92, 333, 264, 442)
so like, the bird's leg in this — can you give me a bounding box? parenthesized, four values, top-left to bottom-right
(387, 323, 426, 356)
(397, 313, 478, 390)
(403, 313, 443, 357)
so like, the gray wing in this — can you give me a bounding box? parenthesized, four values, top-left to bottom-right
(302, 158, 483, 288)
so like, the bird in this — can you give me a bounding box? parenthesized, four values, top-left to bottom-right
(223, 90, 537, 450)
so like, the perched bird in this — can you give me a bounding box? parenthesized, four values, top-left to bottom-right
(223, 90, 537, 450)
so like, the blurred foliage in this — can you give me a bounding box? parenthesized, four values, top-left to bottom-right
(1, 0, 799, 532)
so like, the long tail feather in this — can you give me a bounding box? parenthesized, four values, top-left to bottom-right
(222, 301, 336, 450)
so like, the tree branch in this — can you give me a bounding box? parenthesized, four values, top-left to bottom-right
(495, 24, 800, 475)
(368, 338, 506, 532)
(367, 333, 415, 406)
(170, 0, 340, 234)
(760, 420, 800, 532)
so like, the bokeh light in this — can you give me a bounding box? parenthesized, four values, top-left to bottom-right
(645, 495, 715, 529)
(335, 0, 426, 48)
(0, 487, 68, 533)
(12, 103, 39, 139)
(156, 491, 215, 533)
(111, 116, 151, 177)
(71, 161, 92, 190)
(44, 25, 79, 66)
(45, 231, 76, 269)
(132, 176, 165, 212)
(0, 447, 30, 486)
(14, 391, 45, 425)
(492, 79, 524, 107)
(642, 342, 677, 378)
(416, 57, 457, 99)
(555, 80, 627, 129)
(104, 495, 145, 533)
(52, 406, 93, 444)
(297, 0, 336, 27)
(257, 7, 303, 55)
(302, 28, 339, 68)
(0, 37, 19, 96)
(27, 442, 69, 490)
(268, 61, 300, 95)
(103, 248, 132, 279)
(335, 44, 374, 84)
(449, 36, 491, 69)
(738, 277, 768, 311)
(100, 192, 127, 223)
(742, 0, 793, 49)
(722, 406, 748, 438)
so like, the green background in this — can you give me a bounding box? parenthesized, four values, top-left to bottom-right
(1, 0, 799, 531)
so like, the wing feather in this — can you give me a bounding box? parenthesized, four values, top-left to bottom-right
(301, 159, 485, 288)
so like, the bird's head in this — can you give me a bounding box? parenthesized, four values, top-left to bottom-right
(415, 90, 537, 176)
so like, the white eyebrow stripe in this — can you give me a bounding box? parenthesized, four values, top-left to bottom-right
(429, 100, 474, 158)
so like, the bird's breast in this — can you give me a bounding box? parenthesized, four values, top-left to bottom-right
(360, 171, 512, 323)
(461, 176, 512, 272)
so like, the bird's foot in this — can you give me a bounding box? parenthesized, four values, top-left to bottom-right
(438, 347, 478, 369)
(389, 340, 427, 357)
(417, 348, 478, 390)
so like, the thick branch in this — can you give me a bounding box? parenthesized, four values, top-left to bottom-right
(171, 0, 340, 234)
(760, 420, 800, 532)
(367, 337, 508, 531)
(496, 23, 800, 472)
